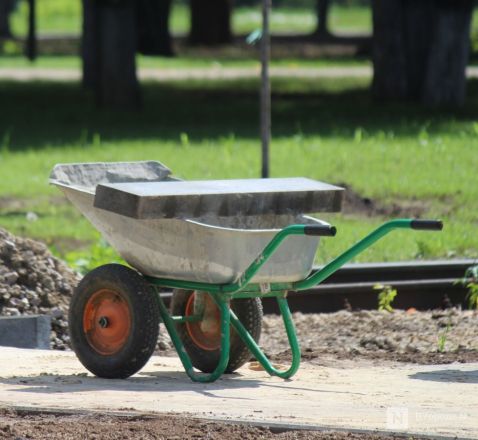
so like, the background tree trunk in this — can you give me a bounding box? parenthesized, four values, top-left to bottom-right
(371, 0, 408, 100)
(136, 0, 173, 56)
(82, 0, 99, 90)
(316, 0, 330, 36)
(82, 0, 140, 108)
(422, 0, 473, 106)
(372, 0, 473, 106)
(189, 0, 232, 45)
(98, 2, 139, 108)
(0, 0, 15, 37)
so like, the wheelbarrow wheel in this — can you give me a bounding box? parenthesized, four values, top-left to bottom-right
(69, 264, 159, 379)
(170, 290, 262, 374)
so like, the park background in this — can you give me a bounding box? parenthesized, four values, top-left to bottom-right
(0, 0, 477, 272)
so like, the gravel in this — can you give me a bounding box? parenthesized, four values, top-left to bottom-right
(0, 228, 79, 350)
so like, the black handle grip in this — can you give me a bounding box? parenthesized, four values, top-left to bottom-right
(410, 219, 443, 231)
(304, 225, 337, 237)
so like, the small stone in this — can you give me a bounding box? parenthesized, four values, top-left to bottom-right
(26, 212, 39, 222)
(3, 272, 18, 285)
(3, 308, 20, 316)
(405, 344, 419, 353)
(8, 297, 23, 308)
(157, 341, 170, 351)
(50, 307, 64, 319)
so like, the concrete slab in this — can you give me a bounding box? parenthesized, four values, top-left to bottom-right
(94, 178, 344, 218)
(0, 347, 476, 439)
(0, 315, 51, 349)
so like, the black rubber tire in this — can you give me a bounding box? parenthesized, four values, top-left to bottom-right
(68, 264, 159, 379)
(170, 289, 262, 374)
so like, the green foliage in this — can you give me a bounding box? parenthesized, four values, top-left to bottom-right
(458, 265, 478, 310)
(65, 239, 124, 276)
(374, 284, 397, 312)
(437, 321, 451, 353)
(0, 40, 22, 56)
(414, 240, 433, 259)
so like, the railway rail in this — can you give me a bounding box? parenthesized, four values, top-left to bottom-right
(161, 259, 475, 314)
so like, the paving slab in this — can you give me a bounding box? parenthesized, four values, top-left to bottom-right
(0, 315, 51, 349)
(0, 347, 476, 439)
(94, 178, 343, 218)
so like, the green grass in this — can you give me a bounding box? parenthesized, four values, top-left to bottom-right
(11, 0, 82, 35)
(0, 76, 477, 264)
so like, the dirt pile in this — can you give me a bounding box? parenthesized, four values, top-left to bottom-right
(260, 308, 478, 364)
(0, 228, 80, 349)
(157, 308, 478, 364)
(339, 183, 427, 218)
(0, 409, 412, 440)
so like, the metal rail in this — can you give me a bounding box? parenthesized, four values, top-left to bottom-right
(159, 259, 475, 313)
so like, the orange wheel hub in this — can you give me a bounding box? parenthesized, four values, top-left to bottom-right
(185, 293, 222, 351)
(83, 289, 131, 355)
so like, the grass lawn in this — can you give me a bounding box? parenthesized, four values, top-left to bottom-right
(0, 76, 476, 267)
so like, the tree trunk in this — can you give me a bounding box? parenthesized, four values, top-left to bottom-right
(81, 0, 140, 108)
(422, 0, 473, 106)
(98, 2, 140, 108)
(82, 0, 99, 90)
(371, 0, 408, 100)
(189, 0, 232, 46)
(316, 0, 331, 36)
(372, 0, 473, 107)
(0, 0, 15, 37)
(136, 0, 173, 56)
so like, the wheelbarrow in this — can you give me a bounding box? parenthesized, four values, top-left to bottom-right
(50, 161, 443, 383)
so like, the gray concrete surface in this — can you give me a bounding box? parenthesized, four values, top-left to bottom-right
(0, 347, 475, 438)
(0, 315, 50, 349)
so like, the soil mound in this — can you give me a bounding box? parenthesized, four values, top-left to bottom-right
(340, 183, 427, 218)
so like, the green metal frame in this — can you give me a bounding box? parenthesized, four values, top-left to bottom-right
(147, 219, 440, 383)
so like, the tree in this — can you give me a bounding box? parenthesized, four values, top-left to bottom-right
(0, 0, 15, 37)
(82, 0, 140, 108)
(315, 0, 331, 36)
(189, 0, 232, 45)
(372, 0, 473, 107)
(82, 0, 173, 107)
(136, 0, 173, 56)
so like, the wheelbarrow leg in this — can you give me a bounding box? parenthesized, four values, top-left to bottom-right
(156, 292, 230, 383)
(230, 295, 301, 379)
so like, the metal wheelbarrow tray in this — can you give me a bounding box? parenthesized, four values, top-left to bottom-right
(50, 161, 443, 383)
(50, 161, 342, 284)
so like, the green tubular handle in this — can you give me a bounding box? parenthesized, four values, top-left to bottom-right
(293, 218, 443, 291)
(410, 219, 443, 231)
